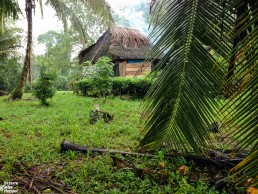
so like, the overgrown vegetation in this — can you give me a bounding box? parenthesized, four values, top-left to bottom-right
(0, 92, 236, 193)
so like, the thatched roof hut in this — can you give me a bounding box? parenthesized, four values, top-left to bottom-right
(79, 26, 152, 63)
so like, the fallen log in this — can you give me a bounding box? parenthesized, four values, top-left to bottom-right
(0, 90, 8, 96)
(60, 140, 244, 169)
(61, 140, 153, 157)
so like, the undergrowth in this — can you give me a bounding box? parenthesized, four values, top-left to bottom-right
(0, 92, 232, 193)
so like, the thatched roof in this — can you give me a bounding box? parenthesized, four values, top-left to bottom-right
(79, 26, 152, 63)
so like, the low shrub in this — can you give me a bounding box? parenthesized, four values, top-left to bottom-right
(33, 67, 56, 105)
(73, 77, 152, 99)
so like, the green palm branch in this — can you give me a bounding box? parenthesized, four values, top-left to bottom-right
(141, 0, 225, 152)
(0, 27, 20, 55)
(221, 0, 258, 185)
(0, 0, 21, 34)
(141, 0, 257, 186)
(0, 0, 20, 19)
(46, 0, 113, 44)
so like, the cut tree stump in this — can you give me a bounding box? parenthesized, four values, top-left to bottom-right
(89, 110, 114, 124)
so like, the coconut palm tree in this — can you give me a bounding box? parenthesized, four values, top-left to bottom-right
(0, 27, 21, 93)
(0, 0, 21, 93)
(141, 0, 257, 186)
(9, 0, 113, 100)
(0, 0, 20, 37)
(0, 0, 20, 22)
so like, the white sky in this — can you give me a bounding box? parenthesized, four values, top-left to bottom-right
(107, 0, 143, 11)
(16, 0, 147, 55)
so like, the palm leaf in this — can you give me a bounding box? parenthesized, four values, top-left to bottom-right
(0, 0, 21, 34)
(79, 0, 113, 27)
(141, 0, 257, 186)
(219, 0, 258, 185)
(0, 27, 20, 55)
(0, 0, 20, 19)
(46, 0, 87, 44)
(46, 0, 113, 44)
(140, 0, 224, 153)
(230, 149, 258, 186)
(221, 1, 258, 152)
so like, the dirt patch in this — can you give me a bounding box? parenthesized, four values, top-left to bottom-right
(12, 162, 76, 194)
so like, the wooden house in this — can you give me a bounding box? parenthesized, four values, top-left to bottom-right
(78, 26, 152, 77)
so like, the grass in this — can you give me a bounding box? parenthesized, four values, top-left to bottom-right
(0, 92, 229, 193)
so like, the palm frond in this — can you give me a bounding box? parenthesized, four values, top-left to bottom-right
(140, 0, 224, 152)
(46, 0, 113, 44)
(38, 0, 44, 18)
(230, 149, 258, 186)
(0, 27, 21, 55)
(141, 0, 257, 186)
(221, 0, 258, 152)
(219, 0, 258, 185)
(79, 0, 113, 26)
(0, 0, 20, 19)
(46, 0, 87, 44)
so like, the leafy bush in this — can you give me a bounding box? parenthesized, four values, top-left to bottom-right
(76, 79, 93, 96)
(89, 57, 114, 97)
(73, 56, 114, 97)
(73, 77, 152, 99)
(111, 77, 130, 96)
(112, 77, 152, 98)
(33, 67, 56, 105)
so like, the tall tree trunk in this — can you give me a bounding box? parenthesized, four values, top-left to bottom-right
(0, 14, 4, 35)
(225, 0, 248, 96)
(9, 0, 33, 100)
(227, 1, 248, 79)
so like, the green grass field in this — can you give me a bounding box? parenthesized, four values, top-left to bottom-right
(0, 92, 228, 193)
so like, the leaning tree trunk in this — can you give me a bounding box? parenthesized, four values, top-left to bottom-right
(10, 0, 33, 100)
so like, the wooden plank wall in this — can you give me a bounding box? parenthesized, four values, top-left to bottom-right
(125, 62, 151, 77)
(119, 62, 127, 77)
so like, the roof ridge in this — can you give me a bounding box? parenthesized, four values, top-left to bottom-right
(109, 25, 150, 47)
